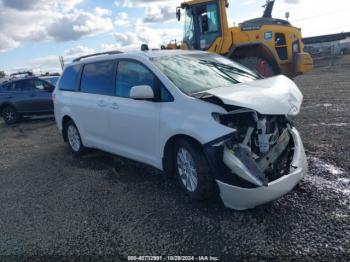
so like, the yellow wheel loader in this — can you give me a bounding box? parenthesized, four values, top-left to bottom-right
(169, 0, 313, 78)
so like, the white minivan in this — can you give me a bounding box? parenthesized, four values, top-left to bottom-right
(54, 50, 307, 210)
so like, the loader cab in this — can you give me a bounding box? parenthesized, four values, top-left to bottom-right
(181, 1, 222, 50)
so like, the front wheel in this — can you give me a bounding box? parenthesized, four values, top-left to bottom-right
(237, 56, 277, 78)
(64, 120, 85, 155)
(174, 139, 216, 200)
(2, 106, 20, 125)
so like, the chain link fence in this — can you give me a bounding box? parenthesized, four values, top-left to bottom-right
(304, 38, 350, 67)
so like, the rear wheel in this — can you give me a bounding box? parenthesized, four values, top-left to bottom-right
(173, 139, 215, 200)
(2, 106, 20, 125)
(64, 120, 85, 155)
(237, 56, 276, 78)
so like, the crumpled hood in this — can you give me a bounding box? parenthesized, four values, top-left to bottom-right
(205, 75, 303, 115)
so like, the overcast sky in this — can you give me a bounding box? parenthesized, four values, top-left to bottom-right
(0, 0, 349, 74)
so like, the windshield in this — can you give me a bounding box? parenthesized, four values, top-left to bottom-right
(151, 54, 260, 95)
(43, 77, 59, 86)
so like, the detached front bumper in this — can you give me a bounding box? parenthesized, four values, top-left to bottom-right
(216, 128, 307, 210)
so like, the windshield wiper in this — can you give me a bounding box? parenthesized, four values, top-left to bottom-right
(199, 60, 260, 79)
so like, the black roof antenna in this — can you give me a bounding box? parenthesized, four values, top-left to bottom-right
(262, 0, 275, 18)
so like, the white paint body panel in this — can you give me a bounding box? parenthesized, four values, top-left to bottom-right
(205, 75, 303, 115)
(108, 97, 161, 168)
(69, 92, 112, 149)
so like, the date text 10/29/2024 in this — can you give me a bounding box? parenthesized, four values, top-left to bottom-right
(127, 256, 220, 261)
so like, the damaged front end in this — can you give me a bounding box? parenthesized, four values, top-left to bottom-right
(204, 108, 307, 210)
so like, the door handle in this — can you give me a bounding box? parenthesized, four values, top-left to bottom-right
(98, 100, 107, 108)
(111, 103, 119, 110)
(31, 93, 36, 97)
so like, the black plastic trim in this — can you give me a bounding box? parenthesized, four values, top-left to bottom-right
(204, 132, 235, 147)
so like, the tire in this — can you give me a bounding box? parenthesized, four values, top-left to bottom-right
(237, 56, 276, 78)
(2, 106, 20, 125)
(64, 120, 85, 155)
(173, 139, 215, 200)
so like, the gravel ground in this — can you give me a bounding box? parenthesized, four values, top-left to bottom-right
(0, 56, 349, 261)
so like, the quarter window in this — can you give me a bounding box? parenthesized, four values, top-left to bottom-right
(59, 65, 81, 91)
(1, 83, 13, 91)
(80, 61, 115, 96)
(160, 83, 173, 102)
(116, 61, 155, 98)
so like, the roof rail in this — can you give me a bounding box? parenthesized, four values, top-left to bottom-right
(10, 71, 34, 77)
(72, 51, 123, 63)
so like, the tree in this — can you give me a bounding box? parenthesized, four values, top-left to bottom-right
(0, 71, 5, 78)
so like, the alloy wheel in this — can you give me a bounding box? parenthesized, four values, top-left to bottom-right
(3, 109, 14, 122)
(67, 124, 81, 152)
(177, 147, 198, 192)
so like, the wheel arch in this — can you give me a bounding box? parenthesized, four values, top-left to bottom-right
(162, 134, 204, 175)
(228, 43, 281, 74)
(62, 115, 74, 142)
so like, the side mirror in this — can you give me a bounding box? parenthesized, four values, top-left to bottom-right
(176, 7, 181, 21)
(130, 85, 154, 100)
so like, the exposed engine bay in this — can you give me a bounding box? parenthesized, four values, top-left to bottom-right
(213, 108, 294, 188)
(194, 75, 307, 210)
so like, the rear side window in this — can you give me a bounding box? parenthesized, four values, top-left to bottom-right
(80, 61, 115, 96)
(17, 80, 32, 90)
(1, 83, 13, 91)
(1, 81, 24, 91)
(59, 65, 81, 91)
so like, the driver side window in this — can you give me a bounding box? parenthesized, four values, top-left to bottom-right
(32, 80, 45, 90)
(116, 61, 155, 98)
